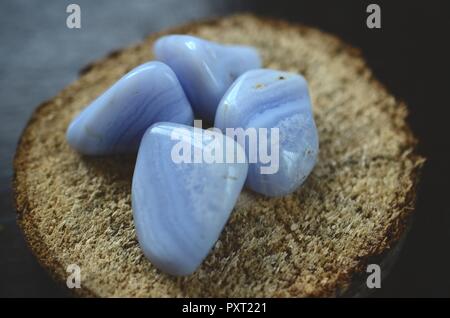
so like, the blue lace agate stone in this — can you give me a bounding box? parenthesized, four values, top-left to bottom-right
(153, 35, 261, 122)
(132, 122, 248, 276)
(215, 69, 319, 197)
(66, 61, 193, 155)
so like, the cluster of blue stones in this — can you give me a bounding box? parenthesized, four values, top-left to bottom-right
(66, 35, 319, 276)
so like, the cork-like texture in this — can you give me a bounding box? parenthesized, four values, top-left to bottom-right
(14, 14, 424, 297)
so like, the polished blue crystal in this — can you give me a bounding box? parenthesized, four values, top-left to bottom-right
(132, 122, 248, 276)
(215, 69, 319, 197)
(66, 61, 194, 155)
(153, 35, 261, 122)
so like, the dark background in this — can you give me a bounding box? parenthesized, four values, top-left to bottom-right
(0, 0, 449, 297)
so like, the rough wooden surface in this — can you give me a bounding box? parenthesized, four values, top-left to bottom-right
(14, 14, 424, 297)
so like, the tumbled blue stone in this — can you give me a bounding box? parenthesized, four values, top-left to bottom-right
(215, 69, 319, 197)
(66, 61, 193, 155)
(153, 35, 261, 122)
(132, 122, 248, 276)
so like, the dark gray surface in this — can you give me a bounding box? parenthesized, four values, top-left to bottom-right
(1, 0, 449, 297)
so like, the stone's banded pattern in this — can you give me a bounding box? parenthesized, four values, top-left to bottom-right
(215, 69, 319, 197)
(154, 35, 261, 122)
(132, 122, 248, 276)
(66, 61, 193, 155)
